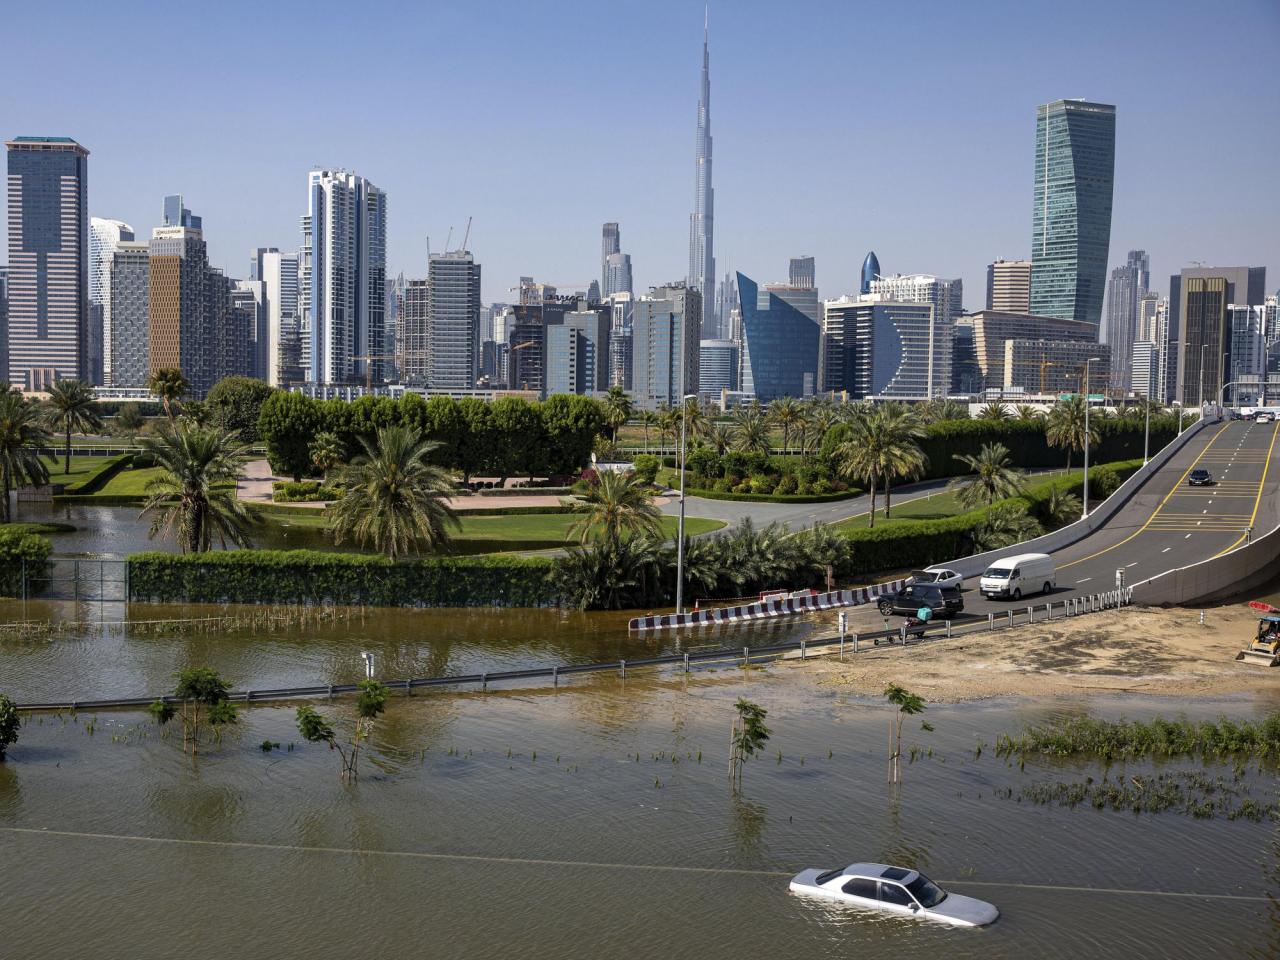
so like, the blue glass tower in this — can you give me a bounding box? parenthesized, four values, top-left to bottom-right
(860, 251, 880, 295)
(1030, 99, 1115, 327)
(737, 272, 820, 402)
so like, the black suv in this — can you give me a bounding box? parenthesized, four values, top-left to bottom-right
(877, 583, 964, 618)
(1188, 469, 1214, 486)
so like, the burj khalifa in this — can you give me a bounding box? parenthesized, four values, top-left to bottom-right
(687, 10, 715, 337)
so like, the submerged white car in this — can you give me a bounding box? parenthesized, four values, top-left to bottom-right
(789, 862, 999, 927)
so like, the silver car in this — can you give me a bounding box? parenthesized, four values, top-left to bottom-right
(911, 566, 964, 590)
(789, 862, 998, 927)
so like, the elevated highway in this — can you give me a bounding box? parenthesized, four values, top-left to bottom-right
(854, 417, 1280, 628)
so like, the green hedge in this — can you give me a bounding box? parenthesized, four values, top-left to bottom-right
(127, 550, 558, 606)
(272, 480, 340, 502)
(822, 418, 1179, 482)
(475, 486, 573, 497)
(0, 528, 52, 598)
(837, 461, 1144, 576)
(685, 487, 863, 504)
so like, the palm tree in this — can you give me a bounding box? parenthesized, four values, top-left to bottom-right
(329, 425, 460, 559)
(873, 404, 928, 517)
(601, 385, 632, 440)
(139, 425, 254, 553)
(977, 401, 1013, 421)
(1014, 404, 1043, 423)
(44, 379, 102, 475)
(950, 442, 1025, 507)
(1044, 485, 1082, 526)
(921, 398, 969, 423)
(656, 405, 680, 453)
(970, 503, 1044, 552)
(769, 397, 803, 454)
(0, 389, 52, 522)
(309, 431, 345, 482)
(705, 421, 734, 455)
(177, 399, 211, 428)
(570, 469, 663, 544)
(680, 396, 708, 442)
(555, 533, 663, 610)
(731, 409, 771, 455)
(1046, 395, 1097, 472)
(147, 368, 189, 423)
(637, 410, 656, 453)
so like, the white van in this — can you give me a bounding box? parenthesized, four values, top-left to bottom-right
(979, 552, 1055, 600)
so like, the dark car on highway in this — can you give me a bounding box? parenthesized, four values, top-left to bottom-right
(1188, 469, 1214, 486)
(877, 583, 964, 619)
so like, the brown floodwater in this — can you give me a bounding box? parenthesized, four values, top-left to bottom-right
(0, 607, 1277, 959)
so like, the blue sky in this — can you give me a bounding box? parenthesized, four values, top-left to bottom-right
(3, 0, 1278, 305)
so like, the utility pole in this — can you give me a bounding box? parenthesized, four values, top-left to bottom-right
(1083, 356, 1101, 517)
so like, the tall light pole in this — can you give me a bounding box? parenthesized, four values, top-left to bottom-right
(674, 392, 697, 615)
(1082, 357, 1101, 517)
(1172, 400, 1185, 436)
(1143, 393, 1151, 466)
(1199, 343, 1209, 413)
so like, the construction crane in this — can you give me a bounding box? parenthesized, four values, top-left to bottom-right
(353, 353, 401, 391)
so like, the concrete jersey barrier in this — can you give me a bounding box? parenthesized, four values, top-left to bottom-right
(628, 579, 909, 631)
(1130, 519, 1280, 606)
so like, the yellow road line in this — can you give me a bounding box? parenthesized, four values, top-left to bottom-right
(1059, 422, 1232, 571)
(1211, 424, 1280, 559)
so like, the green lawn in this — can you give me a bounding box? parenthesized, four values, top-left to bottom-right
(94, 464, 167, 497)
(263, 510, 723, 545)
(831, 488, 970, 531)
(40, 454, 121, 487)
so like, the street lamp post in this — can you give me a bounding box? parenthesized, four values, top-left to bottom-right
(1173, 400, 1185, 436)
(674, 393, 697, 615)
(1143, 394, 1151, 466)
(1082, 357, 1101, 517)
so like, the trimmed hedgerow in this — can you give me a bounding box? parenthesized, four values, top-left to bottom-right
(126, 550, 558, 607)
(0, 528, 53, 598)
(272, 480, 340, 503)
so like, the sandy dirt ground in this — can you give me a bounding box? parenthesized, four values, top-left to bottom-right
(794, 603, 1280, 702)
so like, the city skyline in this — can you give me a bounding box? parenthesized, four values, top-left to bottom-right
(2, 0, 1275, 312)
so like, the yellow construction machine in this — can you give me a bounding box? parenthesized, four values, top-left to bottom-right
(1236, 601, 1280, 667)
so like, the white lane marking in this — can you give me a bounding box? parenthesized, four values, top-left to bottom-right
(1185, 534, 1193, 539)
(1197, 521, 1202, 526)
(1161, 547, 1171, 553)
(1076, 577, 1092, 584)
(1126, 562, 1138, 568)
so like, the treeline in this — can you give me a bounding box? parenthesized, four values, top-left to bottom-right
(820, 415, 1180, 480)
(257, 392, 604, 481)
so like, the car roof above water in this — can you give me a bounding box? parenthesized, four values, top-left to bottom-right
(841, 862, 921, 884)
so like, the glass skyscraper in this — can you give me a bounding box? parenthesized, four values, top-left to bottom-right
(1030, 99, 1116, 327)
(737, 272, 819, 402)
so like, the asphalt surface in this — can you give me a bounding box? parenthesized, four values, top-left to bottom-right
(850, 417, 1280, 630)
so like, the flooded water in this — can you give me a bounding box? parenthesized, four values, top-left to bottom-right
(0, 670, 1275, 960)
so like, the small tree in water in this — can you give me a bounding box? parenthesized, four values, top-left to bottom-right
(296, 679, 390, 783)
(885, 684, 932, 783)
(728, 698, 771, 787)
(0, 693, 20, 760)
(148, 668, 238, 755)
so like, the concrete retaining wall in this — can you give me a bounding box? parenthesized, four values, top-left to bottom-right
(1130, 520, 1280, 606)
(948, 416, 1215, 577)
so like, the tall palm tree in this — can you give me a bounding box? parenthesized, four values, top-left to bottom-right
(139, 425, 254, 553)
(833, 410, 886, 526)
(1046, 395, 1097, 472)
(950, 442, 1025, 507)
(571, 468, 663, 544)
(680, 396, 708, 442)
(1014, 404, 1043, 423)
(803, 406, 838, 455)
(601, 385, 632, 440)
(44, 379, 102, 475)
(871, 404, 928, 517)
(656, 405, 680, 453)
(637, 410, 656, 453)
(921, 398, 970, 423)
(147, 368, 189, 423)
(177, 399, 211, 428)
(977, 401, 1013, 421)
(329, 425, 460, 559)
(970, 503, 1044, 552)
(0, 389, 52, 522)
(769, 397, 803, 454)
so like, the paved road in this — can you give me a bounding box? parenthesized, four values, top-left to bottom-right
(658, 472, 1066, 531)
(848, 418, 1280, 631)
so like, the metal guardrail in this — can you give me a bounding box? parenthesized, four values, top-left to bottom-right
(13, 587, 1134, 713)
